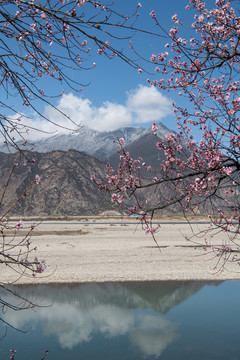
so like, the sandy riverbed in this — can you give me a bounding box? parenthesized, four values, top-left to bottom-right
(2, 219, 240, 284)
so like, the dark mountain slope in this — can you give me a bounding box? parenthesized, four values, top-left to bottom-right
(0, 150, 116, 216)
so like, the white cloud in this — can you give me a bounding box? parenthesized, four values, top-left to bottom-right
(3, 298, 177, 355)
(46, 93, 93, 127)
(126, 85, 172, 123)
(130, 314, 178, 357)
(93, 102, 132, 131)
(5, 85, 172, 141)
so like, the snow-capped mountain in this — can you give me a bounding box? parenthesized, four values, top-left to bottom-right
(0, 123, 173, 162)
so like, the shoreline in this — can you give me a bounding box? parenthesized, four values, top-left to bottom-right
(3, 220, 240, 284)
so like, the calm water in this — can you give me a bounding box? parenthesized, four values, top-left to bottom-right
(0, 281, 239, 360)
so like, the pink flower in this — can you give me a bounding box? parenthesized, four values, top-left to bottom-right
(16, 220, 23, 229)
(35, 174, 40, 184)
(152, 122, 158, 132)
(145, 226, 156, 235)
(222, 167, 233, 176)
(150, 54, 156, 62)
(36, 260, 46, 273)
(150, 10, 156, 19)
(111, 193, 117, 202)
(63, 23, 70, 32)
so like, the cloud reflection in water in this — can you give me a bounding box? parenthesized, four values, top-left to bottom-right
(1, 282, 206, 357)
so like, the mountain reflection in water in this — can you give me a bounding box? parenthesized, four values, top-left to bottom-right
(0, 280, 238, 360)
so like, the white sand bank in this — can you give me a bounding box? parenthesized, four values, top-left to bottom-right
(3, 219, 240, 284)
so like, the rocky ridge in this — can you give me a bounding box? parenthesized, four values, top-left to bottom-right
(0, 150, 117, 216)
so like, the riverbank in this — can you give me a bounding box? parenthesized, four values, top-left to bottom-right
(2, 219, 240, 284)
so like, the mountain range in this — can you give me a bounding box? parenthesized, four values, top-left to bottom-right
(0, 122, 172, 163)
(0, 123, 176, 217)
(0, 150, 117, 216)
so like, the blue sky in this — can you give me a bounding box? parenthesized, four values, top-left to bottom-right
(5, 0, 202, 140)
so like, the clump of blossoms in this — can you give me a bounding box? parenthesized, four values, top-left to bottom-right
(0, 160, 45, 283)
(92, 137, 161, 244)
(97, 0, 240, 269)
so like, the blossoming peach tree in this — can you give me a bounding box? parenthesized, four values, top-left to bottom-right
(0, 3, 147, 261)
(0, 0, 149, 271)
(0, 0, 152, 351)
(0, 162, 45, 320)
(95, 0, 240, 270)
